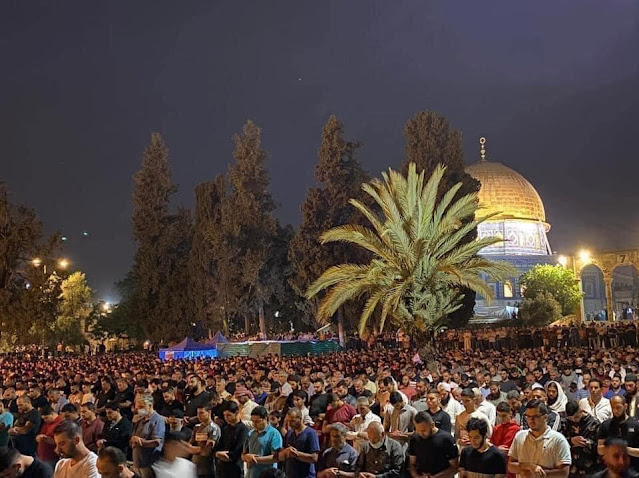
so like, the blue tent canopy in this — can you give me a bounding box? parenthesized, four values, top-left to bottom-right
(159, 337, 217, 360)
(204, 331, 228, 345)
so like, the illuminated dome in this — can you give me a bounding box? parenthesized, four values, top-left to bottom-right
(465, 138, 551, 256)
(466, 161, 548, 227)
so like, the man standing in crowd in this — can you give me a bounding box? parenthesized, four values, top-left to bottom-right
(591, 438, 636, 478)
(385, 391, 417, 449)
(564, 400, 602, 477)
(36, 405, 63, 470)
(459, 417, 507, 478)
(9, 396, 41, 457)
(186, 405, 220, 478)
(508, 400, 571, 478)
(80, 402, 105, 453)
(242, 406, 282, 478)
(96, 447, 137, 478)
(438, 382, 464, 431)
(215, 401, 249, 478)
(280, 407, 320, 478)
(185, 375, 210, 425)
(598, 395, 639, 472)
(0, 447, 52, 478)
(348, 396, 382, 453)
(424, 388, 452, 433)
(353, 421, 404, 477)
(491, 402, 520, 454)
(317, 423, 358, 477)
(130, 393, 165, 478)
(581, 379, 613, 423)
(408, 411, 459, 478)
(53, 420, 100, 478)
(98, 401, 133, 456)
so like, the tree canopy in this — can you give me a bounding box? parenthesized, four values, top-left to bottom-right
(306, 163, 515, 340)
(520, 264, 582, 315)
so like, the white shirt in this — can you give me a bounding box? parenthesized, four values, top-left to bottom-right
(478, 400, 497, 425)
(153, 457, 197, 478)
(441, 396, 464, 429)
(53, 452, 99, 478)
(509, 426, 571, 477)
(579, 396, 613, 422)
(239, 399, 259, 428)
(349, 412, 382, 452)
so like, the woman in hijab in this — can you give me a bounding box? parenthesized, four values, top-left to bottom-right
(545, 381, 567, 415)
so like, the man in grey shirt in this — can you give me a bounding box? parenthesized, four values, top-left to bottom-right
(353, 422, 404, 477)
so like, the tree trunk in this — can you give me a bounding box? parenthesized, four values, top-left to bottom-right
(417, 333, 440, 372)
(258, 302, 267, 340)
(337, 306, 345, 347)
(244, 315, 250, 336)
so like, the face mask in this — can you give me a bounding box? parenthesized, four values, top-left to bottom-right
(370, 439, 384, 449)
(137, 408, 149, 416)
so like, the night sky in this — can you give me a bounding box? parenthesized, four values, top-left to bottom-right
(2, 1, 639, 300)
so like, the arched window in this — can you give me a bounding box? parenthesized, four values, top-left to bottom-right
(504, 280, 514, 298)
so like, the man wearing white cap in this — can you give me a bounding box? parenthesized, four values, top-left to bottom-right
(438, 382, 464, 432)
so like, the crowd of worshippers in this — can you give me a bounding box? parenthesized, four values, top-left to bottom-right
(1, 340, 639, 478)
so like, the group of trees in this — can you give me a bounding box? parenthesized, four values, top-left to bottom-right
(3, 109, 545, 347)
(0, 185, 94, 349)
(119, 110, 489, 344)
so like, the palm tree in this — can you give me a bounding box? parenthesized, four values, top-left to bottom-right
(306, 163, 515, 348)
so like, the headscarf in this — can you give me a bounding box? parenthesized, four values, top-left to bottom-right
(545, 380, 567, 414)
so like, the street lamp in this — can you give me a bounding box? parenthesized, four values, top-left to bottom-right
(558, 255, 568, 267)
(57, 259, 70, 270)
(579, 250, 591, 263)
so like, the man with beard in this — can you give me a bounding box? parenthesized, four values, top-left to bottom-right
(606, 376, 627, 400)
(459, 417, 506, 478)
(335, 381, 357, 408)
(438, 382, 464, 431)
(408, 411, 459, 478)
(591, 438, 638, 478)
(310, 378, 330, 418)
(564, 400, 602, 477)
(185, 375, 210, 426)
(499, 370, 518, 393)
(98, 402, 133, 456)
(487, 382, 508, 408)
(410, 378, 429, 413)
(625, 375, 638, 418)
(0, 447, 52, 478)
(598, 396, 639, 472)
(53, 420, 100, 478)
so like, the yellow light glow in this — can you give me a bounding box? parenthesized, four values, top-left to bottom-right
(58, 259, 69, 269)
(579, 250, 591, 263)
(102, 302, 111, 312)
(558, 255, 568, 267)
(31, 258, 42, 267)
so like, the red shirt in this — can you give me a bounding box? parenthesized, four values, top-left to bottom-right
(38, 415, 63, 461)
(491, 420, 520, 450)
(326, 402, 356, 425)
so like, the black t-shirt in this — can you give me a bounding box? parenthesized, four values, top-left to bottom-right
(23, 458, 53, 478)
(185, 390, 210, 418)
(428, 409, 452, 433)
(460, 445, 507, 477)
(408, 429, 459, 474)
(599, 417, 639, 469)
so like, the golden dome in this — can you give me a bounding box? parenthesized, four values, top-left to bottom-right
(465, 160, 548, 226)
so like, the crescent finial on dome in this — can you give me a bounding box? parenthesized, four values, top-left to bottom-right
(479, 137, 487, 162)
